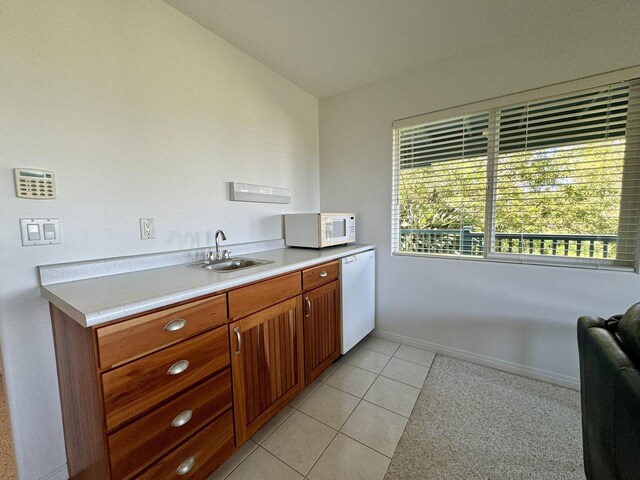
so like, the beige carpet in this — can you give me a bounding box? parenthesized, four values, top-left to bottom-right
(0, 378, 16, 479)
(385, 356, 583, 480)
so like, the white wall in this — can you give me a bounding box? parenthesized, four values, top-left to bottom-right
(0, 1, 319, 478)
(320, 1, 640, 387)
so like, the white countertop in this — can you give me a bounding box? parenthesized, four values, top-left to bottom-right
(40, 244, 374, 327)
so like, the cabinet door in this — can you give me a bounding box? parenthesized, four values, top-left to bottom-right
(230, 296, 304, 444)
(303, 280, 341, 385)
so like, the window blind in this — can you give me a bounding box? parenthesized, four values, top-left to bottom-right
(393, 114, 490, 256)
(392, 77, 640, 269)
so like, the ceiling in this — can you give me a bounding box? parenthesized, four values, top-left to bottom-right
(163, 0, 608, 99)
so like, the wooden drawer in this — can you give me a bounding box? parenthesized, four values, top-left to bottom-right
(228, 272, 301, 319)
(96, 294, 227, 369)
(135, 410, 235, 480)
(102, 327, 229, 431)
(302, 260, 339, 291)
(108, 369, 232, 480)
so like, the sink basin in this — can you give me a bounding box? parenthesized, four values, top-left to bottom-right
(189, 257, 274, 272)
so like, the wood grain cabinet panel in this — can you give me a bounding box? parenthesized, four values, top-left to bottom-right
(50, 305, 110, 479)
(135, 410, 235, 480)
(230, 297, 304, 443)
(228, 272, 301, 319)
(97, 294, 227, 369)
(108, 370, 232, 480)
(303, 280, 341, 384)
(102, 327, 229, 431)
(302, 260, 339, 291)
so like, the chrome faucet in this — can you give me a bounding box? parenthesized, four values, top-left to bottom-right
(214, 230, 227, 260)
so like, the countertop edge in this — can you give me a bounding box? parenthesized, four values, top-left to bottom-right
(41, 245, 374, 328)
(40, 287, 89, 326)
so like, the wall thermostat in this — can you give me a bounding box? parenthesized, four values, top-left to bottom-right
(14, 168, 57, 199)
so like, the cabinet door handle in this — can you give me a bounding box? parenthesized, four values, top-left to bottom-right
(234, 327, 242, 356)
(171, 409, 193, 428)
(305, 297, 312, 318)
(176, 455, 196, 476)
(164, 318, 187, 332)
(167, 360, 190, 376)
(319, 270, 328, 277)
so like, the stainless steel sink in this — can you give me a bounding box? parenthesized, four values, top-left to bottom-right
(189, 257, 273, 272)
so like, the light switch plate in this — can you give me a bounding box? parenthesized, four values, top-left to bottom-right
(20, 218, 61, 246)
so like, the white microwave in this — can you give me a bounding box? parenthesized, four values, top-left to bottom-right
(284, 213, 356, 248)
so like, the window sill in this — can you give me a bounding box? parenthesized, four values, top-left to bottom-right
(391, 251, 637, 273)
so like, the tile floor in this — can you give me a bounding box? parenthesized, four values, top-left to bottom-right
(209, 337, 436, 480)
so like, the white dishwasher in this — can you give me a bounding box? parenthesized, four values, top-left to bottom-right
(340, 249, 375, 354)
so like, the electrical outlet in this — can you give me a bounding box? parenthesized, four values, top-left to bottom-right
(139, 218, 155, 240)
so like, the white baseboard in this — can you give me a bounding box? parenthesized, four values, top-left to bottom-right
(372, 328, 580, 390)
(39, 464, 68, 480)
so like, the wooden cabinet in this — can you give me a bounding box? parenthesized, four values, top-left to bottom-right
(302, 260, 341, 384)
(302, 260, 339, 291)
(230, 296, 304, 444)
(303, 280, 341, 384)
(108, 370, 232, 479)
(50, 292, 234, 480)
(96, 294, 227, 369)
(50, 255, 350, 478)
(102, 327, 230, 431)
(228, 272, 301, 319)
(135, 410, 235, 480)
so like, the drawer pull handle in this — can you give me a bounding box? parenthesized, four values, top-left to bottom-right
(164, 318, 187, 332)
(167, 360, 190, 376)
(319, 271, 328, 277)
(171, 409, 193, 428)
(176, 455, 196, 476)
(234, 327, 242, 356)
(305, 297, 312, 318)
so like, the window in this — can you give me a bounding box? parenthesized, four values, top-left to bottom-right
(391, 76, 640, 269)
